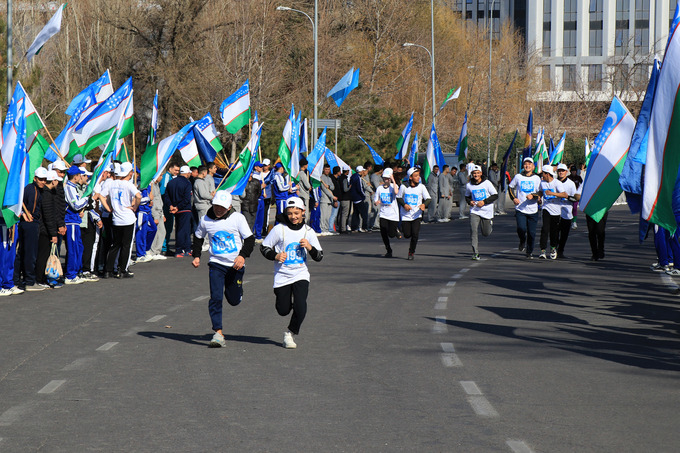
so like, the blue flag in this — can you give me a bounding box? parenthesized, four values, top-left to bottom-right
(522, 109, 533, 159)
(308, 128, 327, 186)
(325, 147, 339, 171)
(230, 126, 263, 197)
(327, 67, 360, 107)
(409, 132, 418, 168)
(3, 90, 28, 224)
(396, 113, 414, 160)
(620, 58, 660, 214)
(358, 135, 384, 165)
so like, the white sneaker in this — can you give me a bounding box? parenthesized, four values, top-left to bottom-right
(201, 243, 210, 252)
(209, 332, 226, 348)
(152, 254, 167, 261)
(135, 255, 152, 263)
(9, 286, 24, 295)
(283, 331, 297, 349)
(65, 277, 84, 285)
(0, 288, 11, 296)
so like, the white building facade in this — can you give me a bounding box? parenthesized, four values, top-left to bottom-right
(451, 0, 676, 101)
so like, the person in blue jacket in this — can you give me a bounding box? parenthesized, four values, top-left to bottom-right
(164, 165, 193, 257)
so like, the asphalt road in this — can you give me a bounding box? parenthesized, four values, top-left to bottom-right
(1, 205, 678, 452)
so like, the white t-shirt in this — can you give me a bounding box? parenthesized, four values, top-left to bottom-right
(466, 162, 476, 175)
(559, 178, 577, 220)
(262, 223, 322, 288)
(95, 178, 112, 218)
(101, 179, 140, 226)
(374, 184, 400, 221)
(540, 179, 565, 216)
(508, 173, 542, 214)
(397, 183, 431, 221)
(194, 211, 252, 267)
(465, 180, 497, 219)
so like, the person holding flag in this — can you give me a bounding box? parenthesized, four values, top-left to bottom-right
(14, 168, 48, 291)
(192, 191, 255, 348)
(465, 165, 498, 260)
(272, 163, 297, 218)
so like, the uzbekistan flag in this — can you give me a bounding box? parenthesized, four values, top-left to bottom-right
(220, 80, 250, 134)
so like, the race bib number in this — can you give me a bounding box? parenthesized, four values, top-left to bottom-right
(380, 192, 392, 204)
(520, 180, 534, 193)
(284, 242, 305, 265)
(404, 193, 419, 207)
(211, 231, 237, 255)
(472, 189, 487, 201)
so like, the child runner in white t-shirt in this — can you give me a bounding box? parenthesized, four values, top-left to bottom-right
(396, 167, 431, 260)
(261, 197, 323, 349)
(465, 165, 498, 260)
(374, 168, 400, 257)
(192, 191, 255, 348)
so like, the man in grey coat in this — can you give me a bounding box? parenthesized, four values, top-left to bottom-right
(425, 165, 440, 222)
(319, 164, 335, 235)
(369, 165, 383, 229)
(148, 174, 167, 260)
(456, 163, 469, 219)
(297, 158, 312, 223)
(437, 165, 453, 222)
(193, 166, 213, 221)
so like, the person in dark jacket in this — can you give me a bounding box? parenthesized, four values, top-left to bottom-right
(36, 170, 61, 287)
(349, 165, 369, 232)
(164, 165, 194, 257)
(241, 173, 261, 231)
(15, 168, 47, 290)
(337, 168, 351, 233)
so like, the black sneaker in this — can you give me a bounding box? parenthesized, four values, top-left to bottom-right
(384, 251, 393, 258)
(120, 271, 134, 279)
(407, 253, 414, 260)
(518, 242, 526, 252)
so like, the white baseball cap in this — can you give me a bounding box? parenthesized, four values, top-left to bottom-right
(407, 167, 419, 178)
(556, 163, 569, 172)
(46, 170, 60, 181)
(542, 165, 555, 177)
(52, 160, 68, 171)
(180, 165, 191, 174)
(73, 155, 92, 164)
(285, 197, 305, 210)
(523, 157, 534, 164)
(262, 158, 271, 166)
(356, 165, 365, 172)
(116, 162, 134, 177)
(34, 167, 48, 179)
(382, 168, 394, 178)
(471, 165, 482, 173)
(212, 191, 232, 208)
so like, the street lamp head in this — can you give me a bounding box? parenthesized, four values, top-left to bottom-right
(403, 43, 414, 47)
(276, 6, 291, 11)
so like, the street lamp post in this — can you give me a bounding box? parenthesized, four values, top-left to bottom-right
(277, 3, 318, 141)
(403, 42, 435, 127)
(487, 0, 495, 169)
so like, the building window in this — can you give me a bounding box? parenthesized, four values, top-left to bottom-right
(588, 64, 603, 91)
(542, 65, 552, 91)
(564, 0, 578, 56)
(543, 0, 552, 56)
(616, 0, 630, 56)
(563, 65, 577, 91)
(613, 64, 629, 91)
(589, 0, 603, 56)
(635, 0, 649, 53)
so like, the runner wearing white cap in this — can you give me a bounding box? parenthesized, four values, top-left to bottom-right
(465, 165, 498, 260)
(538, 165, 566, 259)
(192, 191, 255, 348)
(374, 168, 401, 257)
(508, 157, 542, 258)
(261, 196, 323, 349)
(555, 163, 577, 258)
(396, 167, 431, 260)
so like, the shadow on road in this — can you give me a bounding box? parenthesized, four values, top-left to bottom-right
(137, 331, 279, 347)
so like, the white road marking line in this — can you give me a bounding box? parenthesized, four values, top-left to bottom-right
(440, 353, 463, 367)
(506, 440, 535, 453)
(122, 326, 143, 337)
(438, 296, 448, 302)
(61, 357, 96, 371)
(346, 248, 359, 253)
(434, 302, 447, 310)
(467, 395, 499, 417)
(38, 380, 66, 394)
(660, 274, 679, 291)
(440, 342, 455, 353)
(502, 249, 512, 253)
(146, 315, 166, 323)
(460, 381, 482, 395)
(192, 295, 209, 302)
(0, 403, 33, 426)
(439, 287, 453, 294)
(432, 316, 448, 333)
(450, 274, 463, 279)
(460, 268, 470, 273)
(446, 281, 457, 287)
(96, 342, 119, 352)
(167, 304, 184, 312)
(470, 261, 481, 267)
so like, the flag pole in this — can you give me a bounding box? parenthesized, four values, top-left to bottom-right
(215, 165, 236, 192)
(42, 125, 71, 167)
(132, 129, 137, 185)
